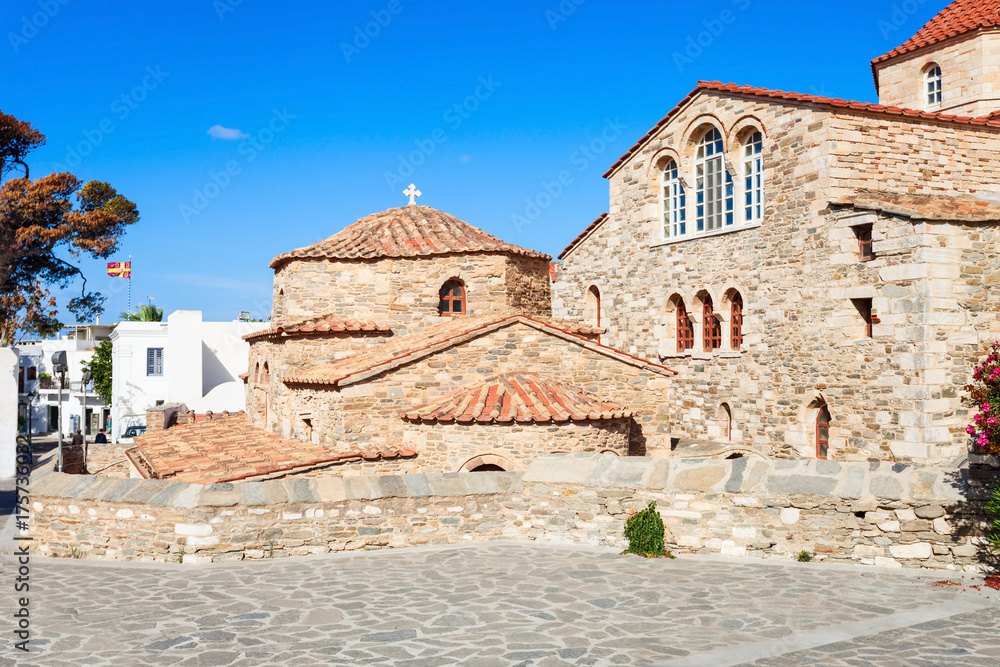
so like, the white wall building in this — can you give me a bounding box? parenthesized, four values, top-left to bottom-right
(110, 310, 266, 442)
(16, 324, 115, 439)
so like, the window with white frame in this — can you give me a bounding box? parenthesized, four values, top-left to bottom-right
(146, 348, 163, 376)
(925, 64, 942, 108)
(742, 131, 763, 224)
(695, 128, 734, 233)
(662, 158, 686, 239)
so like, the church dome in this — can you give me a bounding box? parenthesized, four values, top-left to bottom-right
(270, 205, 550, 269)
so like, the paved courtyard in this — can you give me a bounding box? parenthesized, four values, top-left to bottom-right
(2, 542, 998, 666)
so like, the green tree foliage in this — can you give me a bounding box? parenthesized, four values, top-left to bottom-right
(119, 304, 163, 322)
(81, 339, 113, 404)
(0, 111, 139, 345)
(623, 501, 672, 558)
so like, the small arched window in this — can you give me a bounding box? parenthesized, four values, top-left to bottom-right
(676, 300, 694, 352)
(586, 285, 601, 328)
(261, 362, 270, 384)
(730, 292, 744, 350)
(662, 158, 686, 239)
(720, 403, 733, 441)
(703, 295, 721, 351)
(695, 128, 734, 233)
(439, 280, 466, 317)
(742, 132, 763, 224)
(816, 405, 831, 459)
(925, 64, 942, 108)
(254, 361, 260, 383)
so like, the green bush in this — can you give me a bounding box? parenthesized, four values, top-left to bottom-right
(797, 550, 813, 562)
(623, 501, 672, 558)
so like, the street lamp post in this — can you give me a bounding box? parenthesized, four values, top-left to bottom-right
(81, 370, 92, 470)
(51, 351, 67, 473)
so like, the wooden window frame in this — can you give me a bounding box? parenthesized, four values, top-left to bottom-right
(703, 296, 721, 351)
(730, 293, 744, 349)
(853, 298, 874, 338)
(662, 159, 686, 239)
(816, 406, 831, 459)
(146, 348, 163, 377)
(925, 64, 942, 108)
(676, 301, 694, 352)
(439, 280, 466, 317)
(855, 224, 875, 261)
(695, 128, 734, 233)
(742, 131, 764, 224)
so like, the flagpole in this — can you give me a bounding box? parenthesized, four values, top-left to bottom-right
(128, 254, 132, 314)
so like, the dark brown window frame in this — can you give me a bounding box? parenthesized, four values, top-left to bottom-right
(730, 293, 744, 349)
(855, 224, 875, 261)
(816, 405, 831, 459)
(703, 296, 722, 351)
(439, 280, 466, 317)
(676, 301, 694, 352)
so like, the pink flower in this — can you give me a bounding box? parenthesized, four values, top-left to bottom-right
(989, 417, 998, 426)
(968, 425, 977, 435)
(984, 403, 992, 413)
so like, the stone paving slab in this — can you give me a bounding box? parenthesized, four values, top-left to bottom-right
(0, 543, 996, 666)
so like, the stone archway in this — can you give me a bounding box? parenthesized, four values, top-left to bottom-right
(459, 453, 516, 473)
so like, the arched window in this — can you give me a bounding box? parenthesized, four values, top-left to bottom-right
(816, 405, 831, 459)
(261, 362, 270, 383)
(676, 300, 694, 352)
(586, 285, 601, 327)
(720, 403, 733, 441)
(254, 361, 260, 383)
(730, 292, 744, 349)
(439, 280, 466, 317)
(695, 128, 734, 233)
(742, 132, 763, 224)
(703, 295, 721, 351)
(662, 158, 686, 239)
(275, 289, 285, 322)
(925, 64, 942, 108)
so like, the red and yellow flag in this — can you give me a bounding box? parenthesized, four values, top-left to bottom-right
(107, 261, 131, 279)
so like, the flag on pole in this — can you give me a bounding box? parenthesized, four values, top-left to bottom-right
(107, 261, 131, 279)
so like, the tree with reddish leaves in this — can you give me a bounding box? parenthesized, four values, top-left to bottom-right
(0, 111, 138, 345)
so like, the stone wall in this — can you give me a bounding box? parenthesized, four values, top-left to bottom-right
(272, 253, 551, 333)
(27, 454, 993, 571)
(554, 88, 1000, 464)
(279, 321, 673, 462)
(875, 30, 1000, 116)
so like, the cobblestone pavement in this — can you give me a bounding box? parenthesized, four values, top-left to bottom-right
(2, 543, 998, 666)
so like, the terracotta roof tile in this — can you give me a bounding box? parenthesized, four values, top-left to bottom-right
(603, 81, 1000, 179)
(128, 413, 415, 484)
(283, 309, 675, 387)
(270, 205, 549, 269)
(558, 213, 608, 260)
(832, 190, 1000, 222)
(872, 0, 1000, 74)
(401, 372, 633, 423)
(243, 314, 392, 342)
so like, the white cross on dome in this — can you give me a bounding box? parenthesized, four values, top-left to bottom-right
(403, 184, 422, 205)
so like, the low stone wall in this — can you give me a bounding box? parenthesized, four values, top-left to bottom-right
(26, 454, 994, 570)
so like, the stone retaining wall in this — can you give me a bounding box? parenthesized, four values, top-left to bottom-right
(26, 454, 994, 571)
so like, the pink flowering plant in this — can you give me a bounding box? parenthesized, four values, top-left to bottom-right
(964, 341, 1000, 456)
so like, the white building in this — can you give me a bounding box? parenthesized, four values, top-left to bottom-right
(16, 324, 116, 438)
(109, 310, 266, 442)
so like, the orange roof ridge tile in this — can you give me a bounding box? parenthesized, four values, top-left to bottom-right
(269, 205, 550, 269)
(602, 80, 1000, 180)
(400, 372, 634, 424)
(282, 310, 676, 387)
(832, 190, 1000, 222)
(243, 313, 392, 342)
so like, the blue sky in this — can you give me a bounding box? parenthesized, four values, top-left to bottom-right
(3, 0, 946, 323)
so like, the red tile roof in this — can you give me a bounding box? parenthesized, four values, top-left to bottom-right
(558, 213, 608, 260)
(270, 205, 550, 269)
(602, 81, 1000, 179)
(401, 372, 633, 424)
(833, 190, 1000, 222)
(243, 314, 392, 342)
(283, 309, 674, 387)
(872, 0, 1000, 72)
(127, 413, 415, 484)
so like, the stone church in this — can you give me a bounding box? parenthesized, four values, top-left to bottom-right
(128, 0, 1000, 483)
(553, 0, 1000, 466)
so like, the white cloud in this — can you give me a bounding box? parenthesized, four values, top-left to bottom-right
(207, 124, 249, 140)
